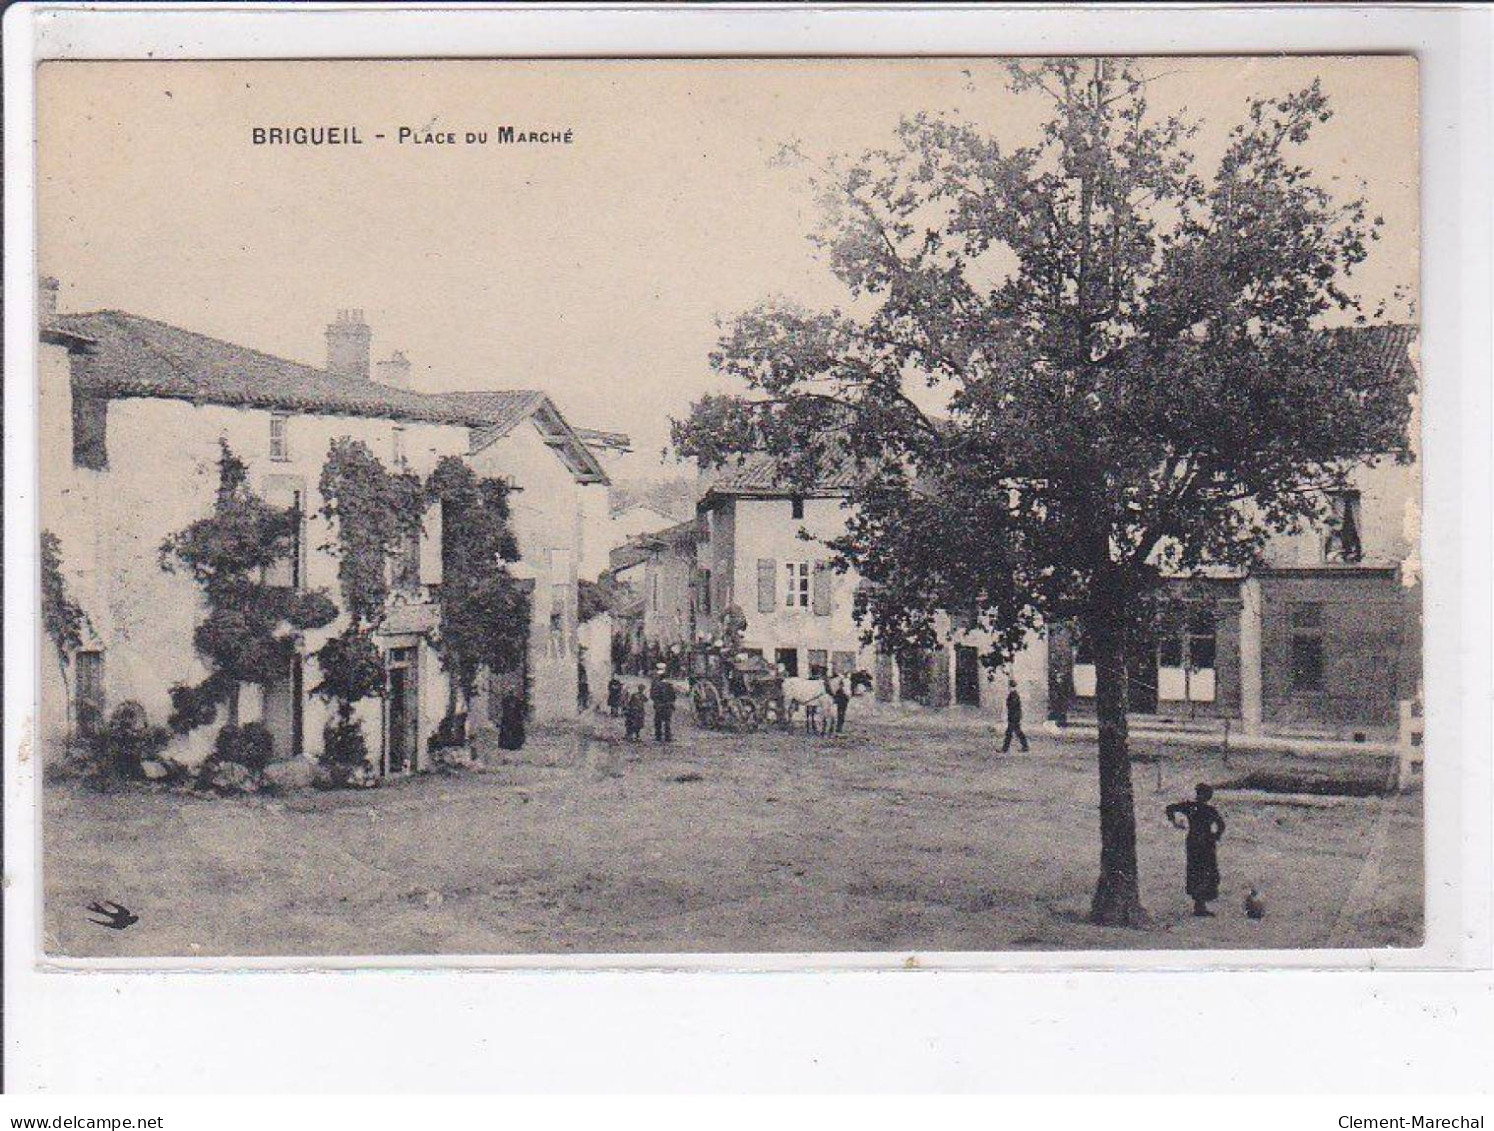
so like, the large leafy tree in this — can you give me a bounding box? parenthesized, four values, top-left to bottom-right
(160, 441, 338, 733)
(672, 60, 1415, 925)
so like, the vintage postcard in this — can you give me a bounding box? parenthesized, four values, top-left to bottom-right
(33, 56, 1423, 960)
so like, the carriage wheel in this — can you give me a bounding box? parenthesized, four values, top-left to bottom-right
(692, 681, 722, 728)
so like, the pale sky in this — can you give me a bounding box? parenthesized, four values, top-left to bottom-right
(38, 57, 1418, 479)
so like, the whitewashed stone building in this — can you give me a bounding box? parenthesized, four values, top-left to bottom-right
(39, 285, 615, 774)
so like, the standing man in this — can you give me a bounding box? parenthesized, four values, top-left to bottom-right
(650, 663, 676, 744)
(1001, 679, 1030, 753)
(829, 671, 851, 735)
(607, 674, 623, 718)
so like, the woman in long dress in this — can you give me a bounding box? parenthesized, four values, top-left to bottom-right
(1165, 783, 1226, 916)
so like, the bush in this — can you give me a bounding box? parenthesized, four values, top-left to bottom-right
(320, 717, 370, 768)
(212, 722, 275, 772)
(428, 712, 468, 752)
(87, 701, 171, 781)
(168, 679, 223, 735)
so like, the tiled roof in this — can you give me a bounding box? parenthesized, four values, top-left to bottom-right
(609, 543, 651, 572)
(1321, 323, 1418, 379)
(704, 452, 867, 498)
(638, 518, 699, 548)
(575, 426, 633, 452)
(50, 310, 563, 435)
(53, 311, 522, 428)
(433, 390, 549, 440)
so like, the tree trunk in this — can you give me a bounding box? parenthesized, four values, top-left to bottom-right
(227, 684, 242, 729)
(1087, 586, 1148, 927)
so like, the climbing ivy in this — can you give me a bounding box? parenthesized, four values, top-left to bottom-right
(317, 437, 426, 627)
(41, 529, 88, 727)
(160, 440, 338, 734)
(423, 456, 530, 722)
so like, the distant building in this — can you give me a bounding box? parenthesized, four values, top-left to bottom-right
(607, 520, 697, 673)
(609, 500, 686, 549)
(39, 290, 613, 775)
(1051, 326, 1420, 737)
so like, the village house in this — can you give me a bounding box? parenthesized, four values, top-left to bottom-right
(691, 459, 1049, 721)
(607, 519, 699, 673)
(38, 282, 618, 775)
(1050, 326, 1421, 739)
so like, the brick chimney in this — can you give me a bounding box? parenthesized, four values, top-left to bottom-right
(39, 276, 59, 321)
(374, 349, 412, 389)
(325, 309, 371, 379)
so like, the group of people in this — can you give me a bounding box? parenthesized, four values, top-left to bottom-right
(606, 665, 677, 744)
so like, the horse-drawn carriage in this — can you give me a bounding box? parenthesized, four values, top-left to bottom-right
(687, 648, 786, 732)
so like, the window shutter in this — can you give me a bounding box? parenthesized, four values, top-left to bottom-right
(812, 562, 833, 616)
(757, 558, 776, 613)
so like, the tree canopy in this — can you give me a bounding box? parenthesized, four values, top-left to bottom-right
(672, 60, 1416, 925)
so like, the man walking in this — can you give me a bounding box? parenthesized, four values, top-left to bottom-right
(650, 663, 676, 743)
(1001, 678, 1029, 753)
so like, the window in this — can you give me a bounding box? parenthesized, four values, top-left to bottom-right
(1323, 490, 1364, 563)
(1290, 603, 1326, 692)
(775, 647, 800, 677)
(1158, 622, 1184, 668)
(832, 650, 857, 676)
(784, 561, 811, 609)
(699, 568, 712, 615)
(1187, 608, 1217, 670)
(392, 426, 406, 468)
(791, 497, 805, 521)
(808, 649, 829, 679)
(269, 414, 290, 462)
(72, 396, 108, 470)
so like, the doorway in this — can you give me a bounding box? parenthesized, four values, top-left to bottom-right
(954, 645, 981, 707)
(385, 645, 419, 774)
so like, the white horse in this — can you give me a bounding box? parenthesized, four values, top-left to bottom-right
(780, 676, 834, 734)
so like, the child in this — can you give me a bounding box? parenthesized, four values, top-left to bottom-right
(624, 686, 647, 742)
(1165, 783, 1227, 917)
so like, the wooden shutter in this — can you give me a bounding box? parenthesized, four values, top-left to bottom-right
(757, 558, 776, 613)
(812, 562, 833, 616)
